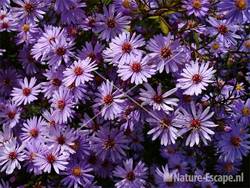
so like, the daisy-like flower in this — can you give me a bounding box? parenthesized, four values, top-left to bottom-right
(177, 61, 215, 96)
(215, 159, 241, 175)
(20, 116, 46, 143)
(146, 111, 182, 146)
(176, 102, 218, 147)
(103, 31, 145, 65)
(147, 34, 186, 73)
(139, 83, 179, 113)
(0, 102, 21, 128)
(63, 58, 98, 87)
(61, 160, 94, 188)
(232, 99, 250, 125)
(218, 0, 250, 24)
(34, 146, 69, 174)
(183, 0, 209, 17)
(0, 138, 25, 174)
(12, 0, 46, 22)
(91, 127, 129, 162)
(46, 37, 75, 68)
(207, 17, 240, 47)
(51, 87, 75, 124)
(95, 5, 131, 41)
(117, 54, 156, 85)
(11, 77, 41, 106)
(16, 21, 39, 45)
(113, 158, 148, 188)
(31, 25, 65, 61)
(94, 80, 125, 120)
(114, 0, 138, 14)
(218, 125, 250, 162)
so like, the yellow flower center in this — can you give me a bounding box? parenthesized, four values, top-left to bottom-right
(236, 84, 243, 91)
(212, 42, 220, 50)
(72, 166, 81, 176)
(242, 107, 250, 116)
(235, 0, 247, 10)
(244, 39, 250, 48)
(122, 0, 131, 9)
(192, 0, 202, 9)
(22, 24, 30, 32)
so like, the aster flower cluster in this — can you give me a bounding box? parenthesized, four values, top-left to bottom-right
(0, 0, 249, 187)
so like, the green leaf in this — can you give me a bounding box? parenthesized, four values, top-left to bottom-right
(102, 0, 112, 5)
(148, 16, 160, 20)
(193, 32, 200, 48)
(159, 17, 169, 35)
(162, 10, 176, 16)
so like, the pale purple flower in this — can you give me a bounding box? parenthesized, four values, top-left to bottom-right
(63, 58, 98, 87)
(103, 31, 145, 65)
(147, 34, 186, 73)
(113, 158, 148, 188)
(51, 87, 75, 124)
(117, 54, 156, 85)
(139, 83, 179, 113)
(176, 102, 218, 147)
(20, 116, 47, 143)
(16, 21, 39, 44)
(95, 5, 131, 41)
(155, 164, 179, 187)
(94, 80, 125, 120)
(0, 102, 21, 128)
(11, 77, 41, 106)
(0, 138, 25, 174)
(183, 0, 209, 17)
(34, 146, 69, 174)
(177, 61, 215, 96)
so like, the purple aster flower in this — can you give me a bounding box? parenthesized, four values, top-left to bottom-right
(11, 77, 41, 106)
(50, 87, 75, 124)
(241, 38, 250, 52)
(0, 68, 20, 97)
(0, 0, 10, 8)
(177, 102, 218, 147)
(208, 40, 227, 57)
(0, 11, 17, 32)
(177, 61, 216, 96)
(218, 0, 250, 23)
(34, 146, 69, 174)
(113, 158, 148, 188)
(218, 124, 250, 162)
(54, 0, 75, 13)
(41, 67, 64, 99)
(0, 102, 21, 128)
(12, 0, 46, 22)
(215, 159, 241, 175)
(20, 116, 46, 143)
(78, 41, 104, 64)
(95, 5, 131, 41)
(0, 138, 25, 174)
(23, 142, 43, 175)
(31, 25, 65, 61)
(139, 83, 179, 113)
(91, 127, 129, 162)
(103, 31, 145, 65)
(183, 0, 209, 17)
(117, 54, 156, 85)
(66, 83, 88, 103)
(114, 0, 138, 14)
(63, 58, 98, 87)
(232, 99, 250, 125)
(45, 37, 75, 68)
(18, 45, 39, 75)
(59, 0, 86, 24)
(147, 34, 186, 73)
(0, 126, 13, 147)
(47, 126, 77, 154)
(146, 111, 182, 146)
(207, 17, 240, 47)
(16, 21, 39, 44)
(61, 160, 94, 187)
(94, 80, 125, 120)
(80, 113, 106, 135)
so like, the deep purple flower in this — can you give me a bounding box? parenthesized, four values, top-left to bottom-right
(95, 5, 131, 41)
(113, 158, 148, 188)
(232, 99, 250, 125)
(91, 127, 129, 162)
(0, 102, 21, 128)
(78, 41, 104, 63)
